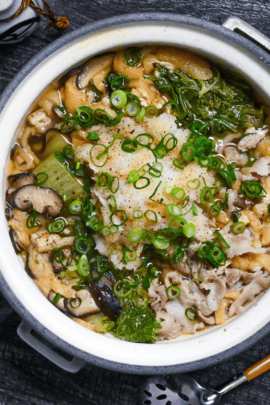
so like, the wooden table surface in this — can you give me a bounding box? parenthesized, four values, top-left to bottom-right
(1, 1, 270, 404)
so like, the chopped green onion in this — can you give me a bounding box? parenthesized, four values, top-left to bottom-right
(145, 106, 158, 118)
(210, 204, 221, 217)
(127, 170, 140, 184)
(187, 179, 200, 189)
(63, 145, 75, 160)
(167, 285, 180, 299)
(113, 280, 133, 298)
(26, 210, 40, 229)
(135, 108, 145, 123)
(69, 297, 82, 308)
(208, 157, 224, 171)
(101, 226, 111, 237)
(224, 192, 229, 210)
(240, 180, 266, 198)
(185, 307, 196, 321)
(77, 254, 90, 277)
(181, 143, 195, 162)
(133, 210, 143, 219)
(149, 181, 163, 204)
(76, 106, 95, 127)
(121, 247, 137, 263)
(87, 131, 100, 141)
(48, 219, 65, 233)
(108, 195, 117, 213)
(110, 225, 118, 234)
(69, 200, 84, 214)
(122, 139, 137, 153)
(198, 242, 226, 268)
(191, 205, 198, 216)
(217, 170, 231, 188)
(214, 230, 230, 249)
(183, 223, 195, 238)
(134, 177, 150, 189)
(128, 229, 143, 243)
(110, 74, 130, 90)
(74, 237, 92, 255)
(200, 187, 213, 204)
(227, 164, 237, 181)
(171, 187, 186, 201)
(110, 89, 127, 109)
(52, 293, 61, 306)
(232, 221, 246, 234)
(152, 235, 170, 250)
(74, 220, 85, 237)
(110, 210, 128, 226)
(166, 204, 182, 217)
(60, 116, 78, 133)
(124, 47, 142, 66)
(232, 211, 240, 223)
(172, 247, 184, 264)
(126, 101, 140, 117)
(34, 172, 48, 186)
(144, 210, 158, 223)
(135, 133, 154, 147)
(173, 158, 185, 169)
(94, 109, 112, 124)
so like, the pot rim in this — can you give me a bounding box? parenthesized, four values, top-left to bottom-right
(1, 12, 270, 375)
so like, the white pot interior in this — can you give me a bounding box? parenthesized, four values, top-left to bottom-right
(1, 20, 270, 368)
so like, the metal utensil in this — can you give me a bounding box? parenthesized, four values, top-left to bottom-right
(140, 355, 270, 405)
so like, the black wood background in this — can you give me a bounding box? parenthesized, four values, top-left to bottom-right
(1, 1, 270, 404)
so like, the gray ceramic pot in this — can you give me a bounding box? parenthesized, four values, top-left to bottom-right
(1, 13, 270, 375)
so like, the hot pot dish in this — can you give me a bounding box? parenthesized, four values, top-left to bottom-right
(6, 46, 270, 343)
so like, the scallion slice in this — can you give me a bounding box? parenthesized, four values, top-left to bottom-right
(185, 307, 196, 321)
(145, 106, 158, 118)
(48, 218, 65, 233)
(110, 210, 128, 226)
(87, 131, 100, 141)
(200, 186, 213, 204)
(152, 235, 170, 250)
(167, 285, 180, 299)
(69, 200, 84, 214)
(134, 177, 150, 189)
(187, 179, 200, 189)
(171, 187, 185, 201)
(166, 204, 182, 217)
(26, 210, 40, 229)
(214, 230, 230, 249)
(232, 221, 246, 234)
(69, 297, 82, 308)
(77, 254, 90, 277)
(135, 108, 145, 123)
(144, 210, 158, 223)
(34, 172, 48, 186)
(209, 204, 221, 217)
(128, 229, 143, 243)
(183, 223, 195, 238)
(133, 210, 143, 219)
(74, 237, 92, 255)
(126, 101, 140, 117)
(52, 293, 62, 306)
(135, 133, 154, 147)
(127, 170, 140, 184)
(122, 139, 137, 153)
(110, 89, 127, 109)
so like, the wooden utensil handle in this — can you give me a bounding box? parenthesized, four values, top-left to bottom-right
(244, 355, 270, 381)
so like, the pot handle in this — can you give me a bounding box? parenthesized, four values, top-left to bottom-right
(17, 320, 85, 373)
(222, 17, 270, 52)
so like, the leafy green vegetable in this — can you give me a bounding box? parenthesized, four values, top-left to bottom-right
(115, 300, 161, 343)
(90, 314, 115, 333)
(151, 65, 265, 135)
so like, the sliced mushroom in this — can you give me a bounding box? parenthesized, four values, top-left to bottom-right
(65, 290, 100, 317)
(89, 280, 122, 321)
(9, 228, 25, 253)
(28, 135, 46, 155)
(8, 172, 35, 189)
(8, 185, 63, 218)
(50, 246, 73, 273)
(77, 53, 114, 91)
(48, 291, 66, 312)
